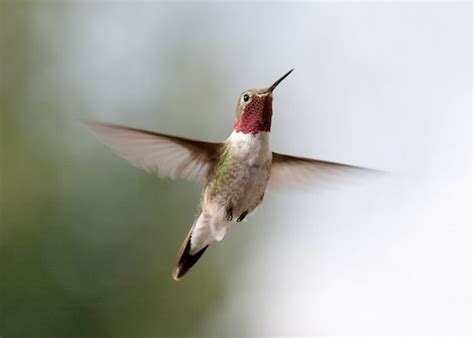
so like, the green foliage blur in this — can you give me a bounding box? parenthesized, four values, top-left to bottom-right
(1, 3, 238, 337)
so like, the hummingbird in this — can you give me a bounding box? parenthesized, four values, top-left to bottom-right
(86, 69, 373, 280)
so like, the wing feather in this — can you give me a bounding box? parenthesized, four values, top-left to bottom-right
(85, 121, 222, 181)
(269, 152, 380, 190)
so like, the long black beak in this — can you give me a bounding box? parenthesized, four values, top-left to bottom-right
(268, 68, 294, 92)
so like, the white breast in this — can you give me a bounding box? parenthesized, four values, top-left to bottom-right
(227, 130, 271, 165)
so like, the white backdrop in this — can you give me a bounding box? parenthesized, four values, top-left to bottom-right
(34, 2, 472, 335)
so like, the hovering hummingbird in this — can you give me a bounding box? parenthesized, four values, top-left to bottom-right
(86, 69, 373, 280)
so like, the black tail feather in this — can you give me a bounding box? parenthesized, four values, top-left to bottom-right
(173, 229, 208, 281)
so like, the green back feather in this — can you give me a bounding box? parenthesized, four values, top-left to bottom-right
(210, 144, 236, 196)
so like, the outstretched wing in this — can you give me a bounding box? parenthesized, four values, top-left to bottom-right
(269, 152, 378, 190)
(85, 122, 222, 181)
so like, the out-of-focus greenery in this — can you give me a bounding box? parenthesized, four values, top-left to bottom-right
(1, 3, 234, 337)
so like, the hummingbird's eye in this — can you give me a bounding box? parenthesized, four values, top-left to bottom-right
(243, 94, 250, 102)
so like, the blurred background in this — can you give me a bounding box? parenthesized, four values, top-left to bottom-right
(1, 2, 471, 336)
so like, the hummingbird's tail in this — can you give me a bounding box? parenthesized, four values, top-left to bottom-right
(173, 211, 229, 280)
(173, 214, 211, 281)
(173, 228, 208, 281)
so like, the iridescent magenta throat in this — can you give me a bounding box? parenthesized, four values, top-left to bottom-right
(234, 97, 273, 134)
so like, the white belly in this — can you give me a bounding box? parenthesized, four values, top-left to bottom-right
(222, 130, 272, 214)
(190, 131, 272, 253)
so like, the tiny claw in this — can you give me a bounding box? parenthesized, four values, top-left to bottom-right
(237, 211, 248, 223)
(226, 208, 233, 221)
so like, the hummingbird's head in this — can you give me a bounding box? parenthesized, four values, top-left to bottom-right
(234, 69, 293, 134)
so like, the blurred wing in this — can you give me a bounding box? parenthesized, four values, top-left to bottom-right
(269, 152, 378, 190)
(85, 122, 222, 181)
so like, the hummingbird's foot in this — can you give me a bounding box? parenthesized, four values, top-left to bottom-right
(237, 211, 248, 223)
(226, 207, 233, 221)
